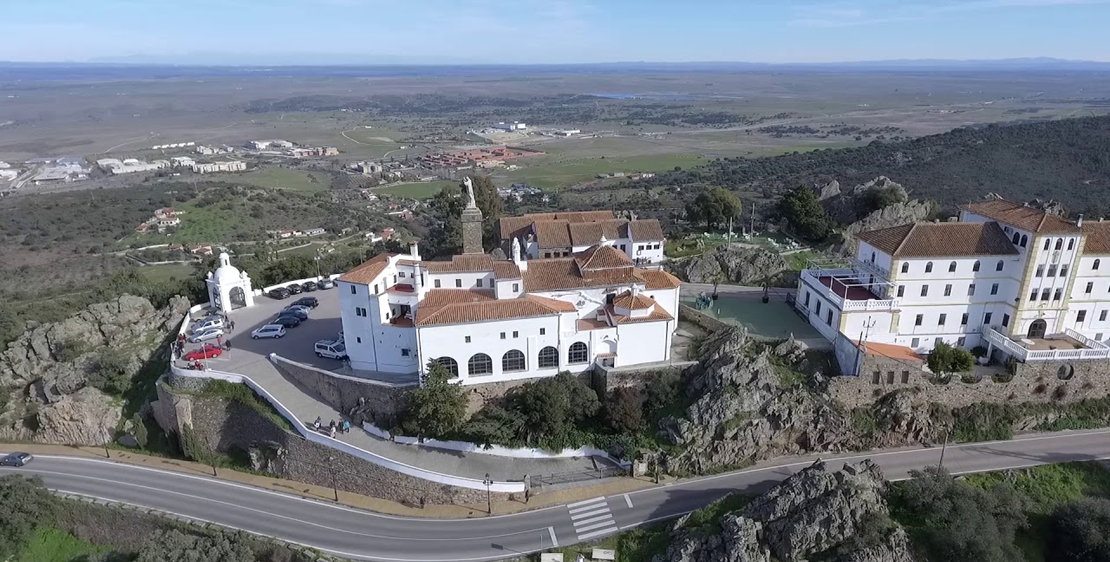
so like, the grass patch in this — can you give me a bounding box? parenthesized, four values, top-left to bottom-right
(218, 167, 331, 192)
(665, 238, 723, 258)
(137, 263, 195, 283)
(195, 379, 296, 432)
(785, 250, 817, 271)
(376, 180, 456, 199)
(19, 527, 109, 562)
(681, 493, 754, 534)
(534, 523, 670, 562)
(506, 153, 703, 191)
(964, 462, 1110, 514)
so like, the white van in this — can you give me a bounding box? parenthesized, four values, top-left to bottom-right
(314, 340, 347, 360)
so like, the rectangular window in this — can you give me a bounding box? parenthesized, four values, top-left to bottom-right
(1087, 282, 1095, 294)
(915, 314, 923, 326)
(957, 336, 966, 347)
(805, 292, 811, 306)
(465, 336, 471, 343)
(401, 348, 411, 357)
(455, 279, 462, 288)
(1048, 265, 1057, 277)
(540, 328, 546, 335)
(500, 332, 506, 339)
(1044, 238, 1051, 250)
(949, 262, 957, 272)
(816, 302, 822, 315)
(356, 337, 362, 343)
(1002, 314, 1010, 327)
(996, 261, 1004, 272)
(961, 313, 968, 325)
(350, 285, 356, 294)
(920, 285, 929, 297)
(512, 331, 519, 338)
(1054, 288, 1063, 301)
(434, 279, 442, 288)
(1036, 264, 1045, 277)
(1031, 290, 1039, 301)
(1061, 265, 1070, 278)
(985, 312, 993, 325)
(476, 279, 483, 288)
(1102, 311, 1109, 322)
(968, 284, 976, 296)
(939, 313, 947, 326)
(393, 275, 397, 284)
(512, 283, 519, 292)
(991, 283, 999, 295)
(897, 286, 905, 297)
(1042, 289, 1051, 301)
(935, 337, 943, 346)
(826, 310, 833, 325)
(373, 284, 379, 294)
(911, 337, 920, 347)
(944, 284, 952, 297)
(1079, 310, 1088, 322)
(399, 272, 406, 278)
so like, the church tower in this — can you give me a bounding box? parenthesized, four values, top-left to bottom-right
(461, 177, 484, 254)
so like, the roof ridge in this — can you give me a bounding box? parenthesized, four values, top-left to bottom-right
(892, 223, 917, 256)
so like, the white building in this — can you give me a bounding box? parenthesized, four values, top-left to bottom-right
(337, 241, 680, 384)
(96, 158, 166, 174)
(206, 252, 255, 314)
(498, 212, 667, 265)
(192, 161, 247, 174)
(797, 197, 1110, 373)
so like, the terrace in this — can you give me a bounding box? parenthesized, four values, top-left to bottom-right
(984, 326, 1110, 361)
(800, 260, 899, 312)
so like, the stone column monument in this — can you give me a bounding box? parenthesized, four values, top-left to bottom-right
(460, 177, 485, 254)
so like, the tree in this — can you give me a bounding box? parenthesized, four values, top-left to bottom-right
(424, 175, 503, 258)
(505, 372, 600, 447)
(605, 387, 645, 433)
(779, 185, 832, 242)
(928, 341, 975, 375)
(889, 466, 1026, 562)
(402, 361, 468, 438)
(0, 475, 57, 559)
(135, 529, 255, 562)
(685, 186, 741, 230)
(1048, 498, 1110, 562)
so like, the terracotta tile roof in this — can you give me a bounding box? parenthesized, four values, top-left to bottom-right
(626, 219, 665, 241)
(415, 293, 570, 327)
(638, 269, 681, 290)
(558, 211, 614, 223)
(498, 216, 535, 240)
(854, 340, 923, 363)
(963, 199, 1080, 233)
(1083, 221, 1110, 255)
(498, 211, 617, 244)
(568, 220, 625, 246)
(533, 220, 572, 249)
(575, 244, 634, 271)
(521, 257, 644, 292)
(856, 222, 1019, 258)
(523, 294, 577, 312)
(523, 212, 559, 220)
(339, 253, 395, 284)
(492, 261, 522, 279)
(607, 305, 674, 324)
(424, 254, 495, 273)
(612, 290, 656, 310)
(387, 284, 415, 294)
(418, 289, 496, 310)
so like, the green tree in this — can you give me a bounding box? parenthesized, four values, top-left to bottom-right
(1048, 498, 1110, 562)
(779, 185, 832, 242)
(402, 361, 468, 438)
(505, 372, 600, 447)
(425, 175, 503, 257)
(928, 341, 975, 375)
(0, 475, 57, 559)
(685, 187, 742, 230)
(605, 387, 646, 433)
(135, 529, 255, 562)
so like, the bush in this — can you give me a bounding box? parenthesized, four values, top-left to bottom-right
(52, 338, 88, 363)
(952, 402, 1017, 442)
(400, 361, 467, 438)
(605, 387, 646, 434)
(88, 352, 134, 396)
(135, 529, 254, 562)
(927, 341, 975, 375)
(459, 372, 601, 451)
(0, 475, 58, 559)
(1048, 497, 1110, 562)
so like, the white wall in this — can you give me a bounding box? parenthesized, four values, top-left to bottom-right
(427, 271, 494, 291)
(642, 287, 679, 319)
(858, 242, 893, 275)
(615, 320, 671, 366)
(418, 315, 564, 384)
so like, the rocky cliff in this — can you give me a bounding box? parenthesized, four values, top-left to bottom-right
(0, 294, 189, 444)
(818, 176, 936, 236)
(668, 246, 791, 286)
(655, 460, 915, 562)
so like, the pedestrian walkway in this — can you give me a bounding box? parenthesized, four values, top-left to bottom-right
(566, 497, 619, 541)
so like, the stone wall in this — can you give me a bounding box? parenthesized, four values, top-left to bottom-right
(154, 380, 514, 506)
(679, 303, 732, 333)
(594, 366, 687, 396)
(831, 353, 1110, 410)
(269, 359, 412, 427)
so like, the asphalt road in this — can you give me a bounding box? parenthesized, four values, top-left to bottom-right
(5, 428, 1110, 561)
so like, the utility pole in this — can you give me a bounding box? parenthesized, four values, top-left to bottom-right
(750, 201, 756, 235)
(483, 473, 493, 515)
(938, 429, 951, 471)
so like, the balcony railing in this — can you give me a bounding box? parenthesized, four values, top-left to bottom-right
(800, 268, 900, 312)
(985, 326, 1110, 361)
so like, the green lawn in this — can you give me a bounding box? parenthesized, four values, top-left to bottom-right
(19, 527, 109, 562)
(503, 153, 703, 191)
(139, 263, 195, 283)
(376, 180, 456, 199)
(217, 168, 332, 192)
(785, 250, 817, 271)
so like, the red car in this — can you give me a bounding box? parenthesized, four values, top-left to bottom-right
(184, 344, 223, 361)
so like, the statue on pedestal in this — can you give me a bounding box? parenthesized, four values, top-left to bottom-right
(463, 177, 477, 209)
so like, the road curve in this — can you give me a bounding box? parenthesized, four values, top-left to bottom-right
(5, 428, 1110, 561)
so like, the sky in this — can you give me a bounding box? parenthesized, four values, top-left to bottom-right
(1, 0, 1108, 64)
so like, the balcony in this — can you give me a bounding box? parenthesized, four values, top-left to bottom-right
(984, 326, 1110, 361)
(801, 268, 900, 312)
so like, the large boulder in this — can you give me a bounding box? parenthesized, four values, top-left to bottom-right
(669, 246, 789, 286)
(845, 199, 934, 236)
(32, 387, 120, 445)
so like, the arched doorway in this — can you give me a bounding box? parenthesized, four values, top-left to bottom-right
(229, 287, 247, 309)
(1028, 319, 1047, 339)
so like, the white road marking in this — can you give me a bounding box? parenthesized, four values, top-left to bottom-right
(571, 514, 613, 527)
(624, 494, 633, 508)
(567, 497, 618, 541)
(568, 507, 608, 519)
(547, 526, 558, 548)
(566, 497, 606, 509)
(575, 527, 619, 542)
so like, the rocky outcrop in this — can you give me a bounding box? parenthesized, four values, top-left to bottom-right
(249, 441, 289, 474)
(668, 246, 790, 286)
(845, 200, 934, 236)
(0, 294, 190, 445)
(655, 460, 915, 562)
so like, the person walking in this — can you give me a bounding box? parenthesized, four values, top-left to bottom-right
(224, 339, 232, 352)
(342, 420, 351, 434)
(229, 319, 236, 332)
(313, 417, 322, 431)
(329, 425, 337, 438)
(217, 334, 223, 348)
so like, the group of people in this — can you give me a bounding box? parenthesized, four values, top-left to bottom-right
(313, 417, 351, 438)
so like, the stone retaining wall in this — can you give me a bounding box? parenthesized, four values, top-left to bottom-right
(679, 303, 732, 333)
(269, 359, 413, 427)
(154, 381, 514, 506)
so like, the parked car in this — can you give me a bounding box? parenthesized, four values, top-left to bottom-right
(302, 281, 318, 292)
(278, 309, 309, 321)
(188, 328, 224, 343)
(271, 316, 301, 328)
(184, 344, 223, 361)
(314, 340, 347, 360)
(287, 284, 303, 295)
(191, 317, 225, 333)
(251, 324, 287, 339)
(318, 278, 335, 289)
(0, 452, 33, 467)
(284, 304, 312, 315)
(293, 297, 319, 309)
(268, 287, 291, 300)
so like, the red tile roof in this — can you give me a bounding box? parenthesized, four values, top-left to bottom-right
(568, 220, 625, 246)
(607, 305, 674, 324)
(612, 290, 656, 310)
(626, 219, 665, 241)
(521, 257, 643, 292)
(856, 222, 1018, 258)
(492, 261, 522, 279)
(1083, 221, 1110, 255)
(424, 254, 496, 273)
(534, 220, 572, 249)
(339, 253, 395, 284)
(963, 198, 1081, 233)
(575, 244, 634, 271)
(639, 269, 682, 290)
(415, 293, 572, 327)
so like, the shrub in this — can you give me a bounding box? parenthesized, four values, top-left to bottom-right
(1048, 497, 1110, 562)
(135, 529, 254, 562)
(952, 402, 1016, 442)
(400, 361, 467, 439)
(89, 352, 134, 396)
(605, 387, 646, 434)
(0, 475, 58, 559)
(927, 341, 975, 375)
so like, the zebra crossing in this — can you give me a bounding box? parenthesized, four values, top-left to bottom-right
(567, 497, 619, 541)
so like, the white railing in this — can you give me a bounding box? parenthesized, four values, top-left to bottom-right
(855, 259, 892, 282)
(801, 268, 898, 312)
(986, 326, 1110, 362)
(1066, 328, 1110, 350)
(842, 298, 900, 312)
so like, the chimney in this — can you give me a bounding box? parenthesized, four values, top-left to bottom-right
(1077, 215, 1084, 228)
(408, 240, 420, 260)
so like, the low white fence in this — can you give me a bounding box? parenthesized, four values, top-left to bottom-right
(269, 354, 416, 389)
(258, 274, 342, 296)
(362, 422, 627, 464)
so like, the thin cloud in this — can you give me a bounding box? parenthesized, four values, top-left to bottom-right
(789, 0, 1107, 27)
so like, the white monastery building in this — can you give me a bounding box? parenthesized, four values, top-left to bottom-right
(336, 181, 680, 385)
(498, 211, 667, 266)
(797, 196, 1110, 373)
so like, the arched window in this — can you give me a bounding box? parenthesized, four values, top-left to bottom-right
(1096, 259, 1102, 271)
(538, 346, 559, 369)
(870, 251, 876, 263)
(948, 261, 957, 273)
(568, 342, 589, 364)
(1068, 238, 1076, 250)
(1055, 239, 1063, 250)
(1012, 232, 1020, 245)
(468, 353, 493, 376)
(1044, 238, 1051, 251)
(1020, 235, 1028, 248)
(924, 262, 933, 273)
(901, 262, 909, 274)
(502, 350, 526, 372)
(996, 260, 1005, 272)
(972, 260, 981, 272)
(433, 357, 458, 378)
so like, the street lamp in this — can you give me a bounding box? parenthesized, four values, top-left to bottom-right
(328, 455, 339, 502)
(483, 473, 493, 515)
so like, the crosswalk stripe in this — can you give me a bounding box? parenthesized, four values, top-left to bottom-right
(576, 527, 619, 541)
(568, 500, 607, 514)
(576, 519, 617, 533)
(569, 507, 609, 520)
(572, 514, 614, 527)
(567, 497, 606, 509)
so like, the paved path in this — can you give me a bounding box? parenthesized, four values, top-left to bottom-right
(7, 428, 1110, 561)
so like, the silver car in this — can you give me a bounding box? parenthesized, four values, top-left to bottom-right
(188, 327, 225, 343)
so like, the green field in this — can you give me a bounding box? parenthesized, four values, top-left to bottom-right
(376, 180, 456, 199)
(215, 168, 332, 192)
(19, 528, 108, 562)
(138, 262, 195, 283)
(502, 153, 704, 190)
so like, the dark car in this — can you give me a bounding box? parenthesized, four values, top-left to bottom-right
(302, 281, 318, 292)
(0, 452, 33, 467)
(287, 284, 303, 295)
(272, 315, 301, 328)
(293, 297, 319, 309)
(268, 287, 291, 300)
(278, 309, 309, 321)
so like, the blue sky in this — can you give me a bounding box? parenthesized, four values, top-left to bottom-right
(1, 0, 1108, 64)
